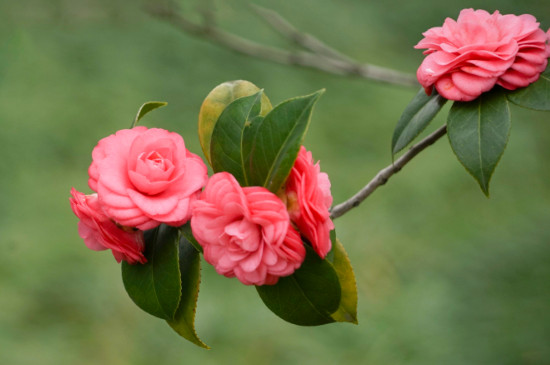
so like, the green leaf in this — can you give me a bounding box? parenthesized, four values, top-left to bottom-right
(210, 91, 263, 186)
(392, 88, 447, 155)
(256, 245, 341, 326)
(179, 222, 203, 253)
(240, 114, 265, 179)
(131, 101, 168, 128)
(248, 90, 324, 193)
(325, 230, 336, 263)
(327, 239, 358, 324)
(447, 88, 511, 196)
(167, 235, 209, 349)
(198, 80, 273, 165)
(507, 68, 550, 111)
(121, 224, 182, 320)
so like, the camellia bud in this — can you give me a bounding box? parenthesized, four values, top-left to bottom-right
(198, 80, 272, 164)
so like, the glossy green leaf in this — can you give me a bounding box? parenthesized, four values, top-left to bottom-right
(248, 90, 324, 193)
(327, 239, 358, 324)
(447, 88, 511, 196)
(210, 92, 264, 185)
(392, 88, 447, 155)
(507, 68, 550, 111)
(240, 114, 265, 182)
(167, 236, 209, 349)
(256, 244, 341, 326)
(131, 101, 168, 128)
(121, 224, 181, 320)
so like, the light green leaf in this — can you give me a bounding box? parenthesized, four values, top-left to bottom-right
(256, 245, 341, 326)
(392, 88, 447, 155)
(249, 90, 324, 193)
(447, 88, 511, 196)
(328, 239, 358, 324)
(132, 101, 168, 128)
(121, 224, 181, 320)
(507, 68, 550, 111)
(210, 91, 263, 186)
(167, 236, 209, 349)
(198, 80, 272, 165)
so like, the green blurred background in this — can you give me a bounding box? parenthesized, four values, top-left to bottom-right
(1, 0, 550, 364)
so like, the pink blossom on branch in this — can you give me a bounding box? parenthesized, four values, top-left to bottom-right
(415, 9, 550, 101)
(284, 146, 334, 259)
(191, 172, 306, 286)
(69, 188, 146, 264)
(89, 127, 208, 230)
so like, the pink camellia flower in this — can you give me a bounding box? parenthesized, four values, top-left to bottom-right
(89, 127, 208, 230)
(191, 172, 306, 286)
(284, 146, 334, 259)
(70, 188, 146, 264)
(415, 9, 550, 101)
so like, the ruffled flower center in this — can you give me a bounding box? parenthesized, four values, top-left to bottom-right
(224, 218, 261, 252)
(128, 149, 179, 195)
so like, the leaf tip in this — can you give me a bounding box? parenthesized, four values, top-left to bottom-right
(347, 315, 359, 325)
(191, 335, 211, 350)
(167, 320, 211, 349)
(132, 101, 168, 128)
(332, 311, 358, 325)
(303, 88, 325, 105)
(475, 174, 491, 197)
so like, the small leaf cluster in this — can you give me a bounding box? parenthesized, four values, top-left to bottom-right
(392, 67, 550, 196)
(205, 84, 357, 326)
(120, 82, 358, 349)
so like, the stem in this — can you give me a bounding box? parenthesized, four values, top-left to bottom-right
(330, 124, 448, 219)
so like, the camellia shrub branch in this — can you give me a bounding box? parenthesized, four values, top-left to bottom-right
(70, 7, 550, 348)
(145, 1, 418, 87)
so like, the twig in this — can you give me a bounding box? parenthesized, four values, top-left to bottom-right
(250, 4, 354, 63)
(196, 0, 216, 28)
(330, 124, 448, 219)
(145, 2, 418, 87)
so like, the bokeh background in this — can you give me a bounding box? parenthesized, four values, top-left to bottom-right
(1, 0, 550, 364)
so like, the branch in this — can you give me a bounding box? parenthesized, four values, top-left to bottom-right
(145, 2, 418, 87)
(196, 0, 217, 28)
(330, 124, 448, 219)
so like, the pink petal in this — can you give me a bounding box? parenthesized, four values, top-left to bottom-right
(434, 75, 478, 102)
(451, 72, 498, 97)
(127, 188, 179, 216)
